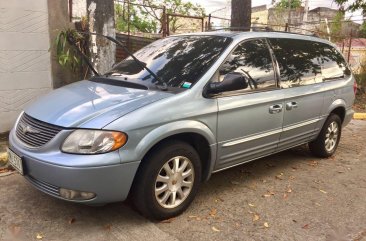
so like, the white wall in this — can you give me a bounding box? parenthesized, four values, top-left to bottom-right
(0, 0, 52, 133)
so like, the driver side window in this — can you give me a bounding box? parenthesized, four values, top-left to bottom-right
(215, 39, 276, 93)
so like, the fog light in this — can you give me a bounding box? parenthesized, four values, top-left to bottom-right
(59, 188, 96, 200)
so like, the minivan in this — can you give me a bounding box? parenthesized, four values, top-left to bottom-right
(8, 31, 355, 220)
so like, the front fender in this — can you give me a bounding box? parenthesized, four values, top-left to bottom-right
(135, 120, 217, 181)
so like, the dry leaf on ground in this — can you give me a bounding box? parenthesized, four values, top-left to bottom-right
(264, 222, 269, 228)
(302, 224, 310, 229)
(275, 173, 284, 180)
(212, 226, 220, 232)
(160, 217, 175, 223)
(68, 218, 76, 224)
(253, 214, 260, 222)
(210, 208, 217, 217)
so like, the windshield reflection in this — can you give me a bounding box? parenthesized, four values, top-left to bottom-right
(106, 36, 232, 88)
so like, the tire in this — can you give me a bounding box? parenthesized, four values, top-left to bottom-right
(309, 114, 342, 158)
(131, 140, 201, 220)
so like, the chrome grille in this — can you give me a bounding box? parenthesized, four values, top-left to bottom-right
(16, 113, 63, 147)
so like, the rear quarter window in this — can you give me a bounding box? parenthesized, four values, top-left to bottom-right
(319, 43, 351, 81)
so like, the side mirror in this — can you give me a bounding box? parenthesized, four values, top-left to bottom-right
(205, 72, 248, 96)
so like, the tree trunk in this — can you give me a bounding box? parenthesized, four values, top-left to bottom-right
(87, 0, 116, 74)
(231, 0, 251, 31)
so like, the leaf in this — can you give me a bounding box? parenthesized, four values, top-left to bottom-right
(210, 208, 217, 217)
(160, 217, 175, 223)
(248, 203, 255, 207)
(262, 191, 275, 198)
(252, 214, 260, 222)
(287, 187, 292, 193)
(215, 198, 224, 203)
(104, 224, 112, 231)
(69, 217, 76, 224)
(36, 233, 43, 239)
(275, 173, 284, 180)
(302, 224, 309, 229)
(9, 224, 21, 236)
(319, 189, 327, 194)
(188, 215, 198, 218)
(211, 226, 220, 232)
(231, 181, 240, 185)
(264, 222, 269, 228)
(308, 160, 318, 167)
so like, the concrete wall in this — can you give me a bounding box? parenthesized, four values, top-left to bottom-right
(47, 0, 75, 89)
(0, 0, 52, 133)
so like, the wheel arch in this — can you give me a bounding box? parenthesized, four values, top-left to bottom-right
(135, 121, 217, 182)
(328, 99, 346, 123)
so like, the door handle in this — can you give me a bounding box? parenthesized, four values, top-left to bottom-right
(286, 101, 298, 110)
(269, 104, 283, 114)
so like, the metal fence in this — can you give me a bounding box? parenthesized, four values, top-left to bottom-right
(166, 13, 204, 35)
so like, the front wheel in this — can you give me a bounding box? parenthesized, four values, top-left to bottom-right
(309, 114, 342, 158)
(131, 140, 201, 220)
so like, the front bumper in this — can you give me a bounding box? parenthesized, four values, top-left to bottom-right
(8, 130, 140, 204)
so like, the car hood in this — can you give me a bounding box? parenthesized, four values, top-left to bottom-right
(25, 80, 172, 128)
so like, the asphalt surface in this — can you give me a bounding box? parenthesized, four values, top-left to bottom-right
(0, 120, 365, 241)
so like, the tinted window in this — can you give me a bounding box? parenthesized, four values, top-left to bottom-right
(269, 38, 322, 88)
(320, 44, 351, 80)
(216, 39, 276, 92)
(106, 36, 232, 88)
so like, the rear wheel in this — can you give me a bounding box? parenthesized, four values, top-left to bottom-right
(131, 140, 201, 220)
(309, 114, 342, 158)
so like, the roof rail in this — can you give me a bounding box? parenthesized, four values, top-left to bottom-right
(208, 25, 320, 38)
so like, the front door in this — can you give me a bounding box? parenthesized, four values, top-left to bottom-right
(214, 39, 284, 171)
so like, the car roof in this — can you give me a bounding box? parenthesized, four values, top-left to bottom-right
(174, 31, 335, 47)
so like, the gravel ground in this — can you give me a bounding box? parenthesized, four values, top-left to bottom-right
(0, 120, 365, 241)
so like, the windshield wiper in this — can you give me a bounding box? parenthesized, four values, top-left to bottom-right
(65, 33, 100, 76)
(79, 31, 168, 91)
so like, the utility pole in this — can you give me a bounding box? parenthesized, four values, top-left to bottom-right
(324, 18, 331, 41)
(287, 0, 291, 32)
(302, 0, 309, 34)
(347, 30, 353, 63)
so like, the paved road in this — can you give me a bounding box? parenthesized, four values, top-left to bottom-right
(1, 121, 366, 241)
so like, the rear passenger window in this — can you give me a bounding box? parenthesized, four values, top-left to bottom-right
(269, 38, 322, 88)
(216, 39, 276, 93)
(320, 44, 351, 81)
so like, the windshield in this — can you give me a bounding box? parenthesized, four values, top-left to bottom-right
(105, 35, 232, 88)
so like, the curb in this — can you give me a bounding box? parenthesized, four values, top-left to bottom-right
(354, 113, 366, 120)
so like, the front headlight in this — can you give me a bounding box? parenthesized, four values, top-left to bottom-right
(61, 130, 127, 154)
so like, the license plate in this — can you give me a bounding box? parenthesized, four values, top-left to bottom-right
(7, 148, 24, 175)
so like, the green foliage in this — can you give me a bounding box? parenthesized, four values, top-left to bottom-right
(55, 28, 89, 77)
(360, 22, 366, 38)
(275, 0, 302, 9)
(115, 0, 205, 34)
(115, 3, 157, 33)
(329, 12, 344, 41)
(334, 0, 366, 12)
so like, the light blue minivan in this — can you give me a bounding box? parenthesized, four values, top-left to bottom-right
(8, 31, 355, 220)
